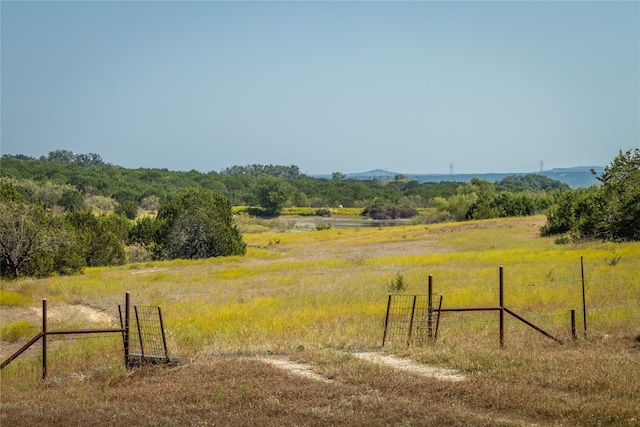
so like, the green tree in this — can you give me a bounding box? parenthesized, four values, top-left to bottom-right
(65, 211, 127, 267)
(155, 188, 246, 259)
(115, 200, 139, 219)
(542, 149, 639, 241)
(47, 149, 75, 163)
(59, 188, 86, 212)
(253, 175, 294, 215)
(597, 149, 640, 241)
(332, 172, 346, 181)
(0, 181, 26, 203)
(0, 201, 72, 278)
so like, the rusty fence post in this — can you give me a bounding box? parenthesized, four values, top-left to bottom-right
(428, 275, 433, 341)
(158, 307, 169, 359)
(499, 266, 504, 349)
(407, 295, 417, 346)
(382, 295, 392, 347)
(581, 256, 587, 339)
(42, 299, 48, 380)
(434, 295, 443, 342)
(124, 292, 130, 367)
(135, 306, 144, 358)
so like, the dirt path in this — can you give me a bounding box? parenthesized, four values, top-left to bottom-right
(253, 352, 465, 383)
(256, 356, 334, 383)
(351, 352, 466, 381)
(0, 303, 115, 360)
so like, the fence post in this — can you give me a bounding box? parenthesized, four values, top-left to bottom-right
(499, 266, 504, 349)
(571, 309, 577, 341)
(158, 307, 169, 359)
(407, 295, 417, 346)
(382, 295, 392, 347)
(581, 256, 587, 339)
(124, 292, 130, 367)
(135, 306, 144, 358)
(42, 299, 47, 380)
(434, 295, 443, 342)
(428, 275, 433, 340)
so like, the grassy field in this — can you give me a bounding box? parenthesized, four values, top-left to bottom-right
(1, 214, 639, 426)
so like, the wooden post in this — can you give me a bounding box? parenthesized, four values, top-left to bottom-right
(571, 309, 577, 341)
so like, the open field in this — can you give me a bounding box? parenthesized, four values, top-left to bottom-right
(1, 215, 639, 426)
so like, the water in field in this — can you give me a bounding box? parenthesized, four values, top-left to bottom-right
(287, 216, 412, 231)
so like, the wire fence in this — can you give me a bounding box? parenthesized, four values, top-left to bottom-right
(1, 294, 179, 381)
(381, 265, 639, 349)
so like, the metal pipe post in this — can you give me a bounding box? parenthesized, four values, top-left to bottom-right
(407, 295, 417, 346)
(499, 266, 504, 348)
(382, 294, 392, 347)
(581, 257, 587, 339)
(42, 299, 47, 380)
(158, 307, 169, 359)
(124, 292, 130, 366)
(427, 275, 433, 340)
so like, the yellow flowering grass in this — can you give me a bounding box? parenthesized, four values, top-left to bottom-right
(1, 215, 638, 374)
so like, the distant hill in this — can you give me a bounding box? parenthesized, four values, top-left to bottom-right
(314, 167, 603, 189)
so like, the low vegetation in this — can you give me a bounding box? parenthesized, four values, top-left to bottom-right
(1, 215, 638, 426)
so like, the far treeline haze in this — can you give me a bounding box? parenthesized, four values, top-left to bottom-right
(0, 148, 638, 278)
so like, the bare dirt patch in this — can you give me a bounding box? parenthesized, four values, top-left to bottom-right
(352, 352, 466, 382)
(29, 304, 114, 324)
(252, 353, 465, 384)
(1, 303, 116, 360)
(255, 356, 333, 383)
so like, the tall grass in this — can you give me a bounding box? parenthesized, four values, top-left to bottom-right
(1, 215, 638, 381)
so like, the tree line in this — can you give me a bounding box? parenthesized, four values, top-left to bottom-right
(1, 150, 567, 216)
(1, 149, 637, 278)
(0, 183, 245, 278)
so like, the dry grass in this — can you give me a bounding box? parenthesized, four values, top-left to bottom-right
(1, 215, 639, 426)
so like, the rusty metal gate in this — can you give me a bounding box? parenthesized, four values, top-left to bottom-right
(118, 305, 178, 366)
(382, 294, 437, 347)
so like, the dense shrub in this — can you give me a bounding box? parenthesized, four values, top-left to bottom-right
(542, 149, 640, 241)
(362, 205, 418, 220)
(155, 188, 246, 259)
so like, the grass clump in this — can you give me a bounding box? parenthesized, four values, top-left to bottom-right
(1, 320, 40, 343)
(0, 290, 33, 307)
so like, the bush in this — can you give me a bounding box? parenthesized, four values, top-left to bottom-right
(0, 291, 33, 307)
(315, 221, 332, 230)
(155, 188, 246, 260)
(1, 320, 40, 343)
(387, 272, 409, 293)
(362, 205, 418, 220)
(541, 149, 640, 242)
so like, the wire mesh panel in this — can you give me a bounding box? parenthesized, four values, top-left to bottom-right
(383, 295, 432, 347)
(119, 305, 169, 365)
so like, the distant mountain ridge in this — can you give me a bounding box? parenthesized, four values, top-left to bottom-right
(314, 166, 604, 189)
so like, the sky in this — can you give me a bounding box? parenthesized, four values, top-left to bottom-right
(1, 1, 638, 175)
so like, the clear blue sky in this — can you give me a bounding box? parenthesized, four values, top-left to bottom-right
(1, 1, 638, 175)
